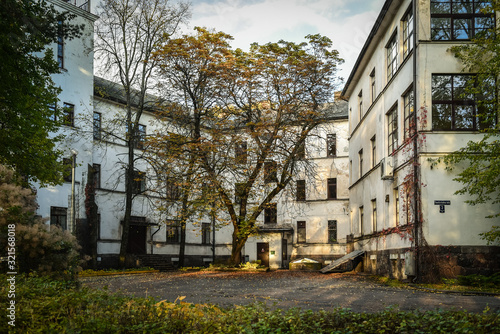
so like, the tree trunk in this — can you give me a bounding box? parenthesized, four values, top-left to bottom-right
(119, 116, 135, 267)
(230, 230, 247, 265)
(86, 164, 99, 269)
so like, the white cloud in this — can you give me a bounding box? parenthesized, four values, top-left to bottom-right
(188, 0, 384, 78)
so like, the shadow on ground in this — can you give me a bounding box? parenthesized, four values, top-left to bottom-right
(80, 270, 500, 313)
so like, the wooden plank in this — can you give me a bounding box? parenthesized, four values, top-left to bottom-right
(320, 250, 365, 273)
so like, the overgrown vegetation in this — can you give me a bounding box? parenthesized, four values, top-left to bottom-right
(1, 274, 498, 333)
(374, 274, 500, 294)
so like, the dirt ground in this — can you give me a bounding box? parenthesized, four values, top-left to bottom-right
(79, 270, 500, 313)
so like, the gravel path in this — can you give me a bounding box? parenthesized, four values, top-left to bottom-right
(80, 271, 500, 313)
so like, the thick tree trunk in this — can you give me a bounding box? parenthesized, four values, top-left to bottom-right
(230, 230, 247, 265)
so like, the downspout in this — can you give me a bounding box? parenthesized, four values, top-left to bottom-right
(150, 225, 161, 254)
(412, 0, 420, 282)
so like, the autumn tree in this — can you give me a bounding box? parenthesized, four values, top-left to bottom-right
(149, 28, 233, 266)
(0, 0, 83, 185)
(442, 1, 500, 243)
(94, 0, 190, 266)
(154, 30, 343, 264)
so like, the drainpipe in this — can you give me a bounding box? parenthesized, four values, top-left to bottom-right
(150, 225, 161, 254)
(70, 149, 78, 233)
(412, 0, 420, 282)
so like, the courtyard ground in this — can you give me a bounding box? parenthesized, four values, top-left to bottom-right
(79, 270, 500, 313)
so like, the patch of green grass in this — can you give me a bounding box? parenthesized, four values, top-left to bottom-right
(373, 274, 500, 294)
(1, 274, 499, 333)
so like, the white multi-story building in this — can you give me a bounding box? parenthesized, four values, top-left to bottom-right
(35, 1, 351, 269)
(36, 0, 97, 234)
(91, 80, 349, 269)
(342, 0, 500, 279)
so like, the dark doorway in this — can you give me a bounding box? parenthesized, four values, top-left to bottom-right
(257, 242, 269, 267)
(127, 225, 147, 254)
(281, 238, 288, 268)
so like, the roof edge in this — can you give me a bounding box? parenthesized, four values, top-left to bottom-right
(341, 0, 394, 98)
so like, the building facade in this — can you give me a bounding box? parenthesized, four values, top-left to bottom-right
(91, 82, 349, 269)
(36, 0, 97, 234)
(342, 0, 500, 279)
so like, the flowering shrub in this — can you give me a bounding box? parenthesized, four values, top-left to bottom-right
(0, 165, 80, 279)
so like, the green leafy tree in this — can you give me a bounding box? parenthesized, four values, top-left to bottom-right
(0, 0, 83, 185)
(443, 1, 500, 243)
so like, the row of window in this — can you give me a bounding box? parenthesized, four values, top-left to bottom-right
(297, 220, 338, 243)
(234, 133, 338, 165)
(295, 178, 337, 201)
(93, 112, 147, 149)
(167, 221, 211, 244)
(50, 102, 75, 127)
(50, 205, 339, 245)
(357, 6, 414, 120)
(358, 1, 494, 125)
(166, 219, 339, 244)
(357, 189, 411, 235)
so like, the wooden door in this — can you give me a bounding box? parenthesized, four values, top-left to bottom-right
(257, 242, 269, 267)
(127, 225, 147, 254)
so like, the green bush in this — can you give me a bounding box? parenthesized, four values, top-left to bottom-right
(1, 274, 499, 333)
(457, 273, 500, 288)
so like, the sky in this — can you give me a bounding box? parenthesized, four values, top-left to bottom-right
(186, 0, 386, 81)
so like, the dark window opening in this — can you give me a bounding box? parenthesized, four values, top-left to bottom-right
(202, 222, 211, 245)
(166, 178, 180, 200)
(264, 203, 277, 224)
(62, 103, 74, 127)
(50, 206, 67, 230)
(235, 141, 248, 164)
(296, 180, 306, 201)
(131, 170, 146, 194)
(327, 178, 337, 199)
(166, 220, 181, 243)
(264, 160, 277, 184)
(328, 220, 338, 243)
(235, 182, 245, 205)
